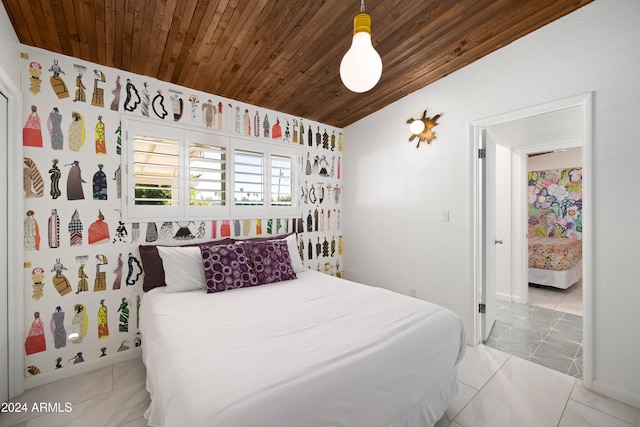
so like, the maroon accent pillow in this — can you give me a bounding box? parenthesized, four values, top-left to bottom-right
(200, 243, 259, 293)
(245, 240, 297, 285)
(139, 238, 233, 292)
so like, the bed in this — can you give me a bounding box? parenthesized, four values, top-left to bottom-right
(528, 236, 582, 289)
(140, 262, 466, 427)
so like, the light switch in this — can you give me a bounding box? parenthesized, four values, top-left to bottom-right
(441, 209, 450, 222)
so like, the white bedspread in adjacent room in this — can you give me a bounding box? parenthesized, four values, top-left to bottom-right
(140, 270, 466, 427)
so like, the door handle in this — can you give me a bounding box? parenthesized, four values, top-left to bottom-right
(495, 239, 503, 244)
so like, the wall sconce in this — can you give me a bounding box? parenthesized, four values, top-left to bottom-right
(407, 110, 441, 148)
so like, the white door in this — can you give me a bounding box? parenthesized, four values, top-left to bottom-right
(0, 89, 8, 402)
(480, 129, 497, 341)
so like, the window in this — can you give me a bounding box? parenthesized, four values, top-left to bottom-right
(123, 117, 300, 221)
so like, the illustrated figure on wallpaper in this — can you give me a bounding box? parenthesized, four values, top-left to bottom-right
(283, 119, 291, 143)
(113, 253, 123, 290)
(114, 220, 128, 243)
(110, 75, 121, 111)
(23, 157, 44, 198)
(315, 126, 321, 148)
(220, 220, 231, 237)
(65, 160, 86, 200)
(55, 358, 63, 369)
(126, 253, 142, 286)
(217, 101, 223, 130)
(159, 221, 173, 240)
(152, 90, 168, 119)
(51, 258, 72, 296)
(118, 298, 130, 332)
(234, 105, 241, 133)
(47, 107, 63, 150)
(24, 210, 40, 251)
(174, 222, 195, 240)
(25, 366, 41, 376)
(312, 155, 320, 175)
(134, 332, 141, 348)
(315, 237, 322, 259)
(72, 64, 87, 102)
(68, 111, 85, 152)
(25, 312, 46, 355)
(307, 237, 313, 260)
(97, 299, 109, 338)
(48, 59, 69, 99)
(242, 219, 252, 236)
(88, 210, 110, 244)
(331, 130, 336, 151)
(253, 111, 260, 137)
(308, 125, 313, 147)
(243, 109, 250, 135)
(140, 82, 150, 117)
(333, 184, 341, 204)
(263, 114, 270, 138)
(113, 165, 121, 199)
(255, 219, 262, 235)
(28, 61, 43, 95)
(195, 221, 205, 239)
(323, 129, 329, 150)
(319, 155, 330, 177)
(31, 267, 45, 301)
(201, 99, 214, 127)
(48, 209, 60, 248)
(305, 153, 312, 176)
(75, 255, 89, 294)
(145, 222, 158, 242)
(118, 340, 130, 352)
(91, 69, 106, 107)
(69, 352, 84, 364)
(100, 347, 107, 357)
(115, 121, 122, 155)
(136, 295, 141, 329)
(272, 117, 282, 140)
(70, 304, 88, 344)
(50, 306, 67, 349)
(298, 239, 304, 262)
(299, 121, 305, 145)
(94, 254, 108, 292)
(93, 164, 108, 200)
(95, 116, 106, 155)
(330, 156, 335, 178)
(322, 237, 330, 257)
(189, 94, 200, 120)
(124, 79, 140, 112)
(23, 104, 43, 147)
(170, 95, 183, 121)
(68, 209, 83, 246)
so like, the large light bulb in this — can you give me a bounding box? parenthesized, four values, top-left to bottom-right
(340, 13, 382, 93)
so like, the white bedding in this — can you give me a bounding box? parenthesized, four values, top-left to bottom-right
(140, 270, 466, 427)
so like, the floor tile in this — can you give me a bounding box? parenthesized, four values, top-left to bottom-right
(113, 357, 146, 391)
(559, 399, 634, 427)
(456, 345, 510, 390)
(455, 356, 576, 427)
(570, 381, 640, 426)
(436, 382, 477, 426)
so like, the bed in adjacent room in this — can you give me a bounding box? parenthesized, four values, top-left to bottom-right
(138, 235, 466, 427)
(528, 236, 582, 289)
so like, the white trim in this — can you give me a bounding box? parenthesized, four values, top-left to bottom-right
(24, 347, 141, 389)
(468, 93, 593, 389)
(0, 64, 24, 399)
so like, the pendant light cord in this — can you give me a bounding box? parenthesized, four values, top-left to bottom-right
(360, 0, 365, 13)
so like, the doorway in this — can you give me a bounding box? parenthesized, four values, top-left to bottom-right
(471, 93, 593, 386)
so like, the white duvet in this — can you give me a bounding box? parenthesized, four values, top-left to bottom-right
(141, 270, 465, 427)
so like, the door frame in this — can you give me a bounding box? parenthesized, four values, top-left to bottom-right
(469, 92, 593, 387)
(0, 65, 24, 400)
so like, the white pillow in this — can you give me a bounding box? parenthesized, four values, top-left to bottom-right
(285, 234, 306, 273)
(157, 246, 206, 292)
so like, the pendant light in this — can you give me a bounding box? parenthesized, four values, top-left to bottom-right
(339, 0, 382, 93)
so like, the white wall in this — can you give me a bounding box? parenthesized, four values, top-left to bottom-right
(0, 1, 21, 86)
(343, 0, 640, 408)
(528, 147, 582, 171)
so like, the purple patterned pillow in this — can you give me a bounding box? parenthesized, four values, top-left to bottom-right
(245, 240, 297, 285)
(200, 243, 258, 293)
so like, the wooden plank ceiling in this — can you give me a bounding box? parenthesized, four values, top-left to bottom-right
(2, 0, 592, 128)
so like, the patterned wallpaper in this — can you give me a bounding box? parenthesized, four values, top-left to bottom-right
(528, 168, 582, 240)
(21, 46, 343, 379)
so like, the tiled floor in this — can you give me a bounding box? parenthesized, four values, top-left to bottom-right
(485, 299, 583, 378)
(2, 348, 639, 427)
(528, 279, 583, 316)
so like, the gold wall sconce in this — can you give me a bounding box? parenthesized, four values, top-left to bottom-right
(407, 110, 441, 148)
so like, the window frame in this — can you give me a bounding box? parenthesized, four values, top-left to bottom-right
(122, 116, 300, 222)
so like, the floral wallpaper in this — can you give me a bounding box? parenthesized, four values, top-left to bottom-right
(528, 168, 582, 240)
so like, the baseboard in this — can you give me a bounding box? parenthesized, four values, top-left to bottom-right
(591, 379, 640, 410)
(496, 292, 512, 302)
(24, 347, 142, 390)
